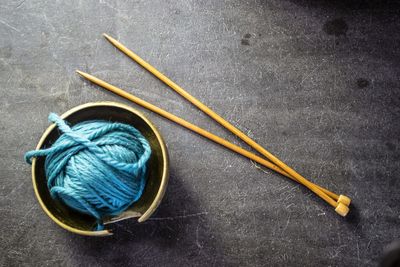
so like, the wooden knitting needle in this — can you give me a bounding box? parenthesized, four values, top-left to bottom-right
(102, 34, 351, 208)
(76, 70, 349, 216)
(102, 34, 339, 201)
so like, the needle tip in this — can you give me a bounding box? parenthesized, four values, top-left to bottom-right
(103, 33, 111, 40)
(76, 70, 83, 75)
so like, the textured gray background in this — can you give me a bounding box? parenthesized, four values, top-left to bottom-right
(1, 0, 399, 266)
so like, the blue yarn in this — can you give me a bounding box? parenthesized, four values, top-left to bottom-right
(25, 113, 152, 230)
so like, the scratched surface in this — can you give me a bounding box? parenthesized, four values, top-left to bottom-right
(1, 0, 399, 266)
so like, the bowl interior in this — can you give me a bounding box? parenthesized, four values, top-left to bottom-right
(33, 103, 168, 234)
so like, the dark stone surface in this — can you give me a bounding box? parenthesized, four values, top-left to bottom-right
(1, 0, 399, 266)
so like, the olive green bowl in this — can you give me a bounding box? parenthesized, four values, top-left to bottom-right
(31, 102, 169, 236)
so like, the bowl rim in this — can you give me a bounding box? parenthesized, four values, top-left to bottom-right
(31, 101, 169, 236)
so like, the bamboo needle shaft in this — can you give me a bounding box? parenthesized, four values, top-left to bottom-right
(102, 34, 351, 211)
(102, 34, 337, 198)
(76, 70, 347, 215)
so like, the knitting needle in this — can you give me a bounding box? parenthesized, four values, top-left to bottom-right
(76, 70, 347, 215)
(76, 70, 349, 216)
(102, 34, 351, 208)
(102, 34, 341, 202)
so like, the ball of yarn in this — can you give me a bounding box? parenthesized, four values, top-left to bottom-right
(25, 113, 152, 230)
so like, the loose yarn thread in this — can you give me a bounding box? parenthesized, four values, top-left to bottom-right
(25, 113, 152, 230)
